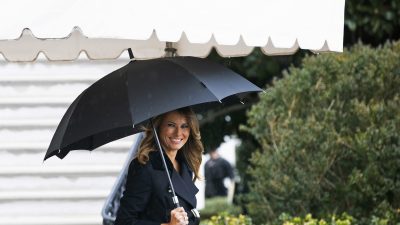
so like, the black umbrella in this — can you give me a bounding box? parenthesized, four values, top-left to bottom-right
(45, 56, 261, 160)
(45, 56, 262, 207)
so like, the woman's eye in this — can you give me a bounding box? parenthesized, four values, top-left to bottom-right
(181, 124, 189, 129)
(167, 123, 175, 127)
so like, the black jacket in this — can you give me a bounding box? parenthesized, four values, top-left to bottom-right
(204, 157, 234, 197)
(115, 150, 199, 225)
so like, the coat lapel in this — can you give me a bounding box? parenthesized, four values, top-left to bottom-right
(149, 150, 199, 208)
(170, 158, 198, 208)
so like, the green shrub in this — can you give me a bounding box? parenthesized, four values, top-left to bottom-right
(277, 212, 400, 225)
(242, 42, 400, 224)
(279, 213, 354, 225)
(201, 212, 252, 225)
(200, 211, 400, 225)
(200, 197, 242, 220)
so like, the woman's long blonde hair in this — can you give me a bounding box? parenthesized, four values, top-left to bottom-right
(136, 107, 203, 181)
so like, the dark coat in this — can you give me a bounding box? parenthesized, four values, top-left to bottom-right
(115, 150, 199, 225)
(204, 157, 234, 198)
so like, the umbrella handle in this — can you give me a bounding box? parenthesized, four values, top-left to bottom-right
(150, 118, 181, 208)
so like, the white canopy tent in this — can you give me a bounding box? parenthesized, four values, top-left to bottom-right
(0, 0, 345, 62)
(0, 0, 346, 221)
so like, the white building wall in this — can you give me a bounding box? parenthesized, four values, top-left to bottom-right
(0, 55, 132, 225)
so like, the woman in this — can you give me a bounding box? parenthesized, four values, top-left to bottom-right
(115, 107, 203, 225)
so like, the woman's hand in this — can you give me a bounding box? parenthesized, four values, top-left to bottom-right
(163, 207, 189, 225)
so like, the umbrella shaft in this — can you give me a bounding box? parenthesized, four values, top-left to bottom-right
(151, 118, 181, 208)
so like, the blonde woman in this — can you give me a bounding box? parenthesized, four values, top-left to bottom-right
(115, 107, 203, 225)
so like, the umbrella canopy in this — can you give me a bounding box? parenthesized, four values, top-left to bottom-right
(45, 56, 262, 160)
(0, 0, 346, 61)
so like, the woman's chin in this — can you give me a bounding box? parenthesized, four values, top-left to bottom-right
(167, 145, 184, 152)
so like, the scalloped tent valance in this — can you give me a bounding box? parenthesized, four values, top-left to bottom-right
(0, 0, 345, 62)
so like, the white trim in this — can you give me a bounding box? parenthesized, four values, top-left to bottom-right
(0, 97, 73, 105)
(0, 119, 59, 127)
(0, 215, 101, 225)
(0, 190, 109, 200)
(0, 75, 101, 82)
(0, 165, 121, 176)
(0, 141, 133, 151)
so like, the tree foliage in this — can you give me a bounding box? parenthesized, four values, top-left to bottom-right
(241, 42, 400, 224)
(200, 50, 304, 152)
(345, 0, 400, 46)
(201, 0, 400, 152)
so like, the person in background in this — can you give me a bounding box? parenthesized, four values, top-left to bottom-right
(204, 148, 234, 198)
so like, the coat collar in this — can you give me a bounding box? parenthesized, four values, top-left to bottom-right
(149, 150, 199, 208)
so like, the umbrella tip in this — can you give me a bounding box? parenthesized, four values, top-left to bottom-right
(127, 48, 135, 60)
(43, 154, 49, 162)
(164, 42, 177, 57)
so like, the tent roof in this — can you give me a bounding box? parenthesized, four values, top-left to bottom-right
(0, 0, 345, 61)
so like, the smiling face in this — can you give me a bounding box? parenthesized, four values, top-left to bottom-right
(159, 111, 190, 153)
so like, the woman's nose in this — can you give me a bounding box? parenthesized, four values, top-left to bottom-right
(175, 127, 182, 135)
